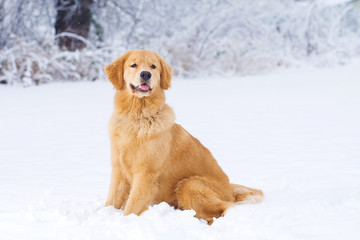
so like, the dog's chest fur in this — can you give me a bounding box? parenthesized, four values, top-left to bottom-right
(109, 104, 175, 178)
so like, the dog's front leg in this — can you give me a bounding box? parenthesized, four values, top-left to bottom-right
(105, 166, 130, 209)
(123, 172, 158, 216)
(105, 142, 131, 209)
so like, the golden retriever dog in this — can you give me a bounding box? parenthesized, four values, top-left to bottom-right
(104, 50, 263, 224)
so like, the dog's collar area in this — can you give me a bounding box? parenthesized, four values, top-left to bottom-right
(130, 83, 152, 92)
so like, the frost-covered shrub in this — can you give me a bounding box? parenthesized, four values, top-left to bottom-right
(156, 0, 360, 76)
(0, 0, 360, 85)
(99, 0, 360, 76)
(0, 36, 110, 86)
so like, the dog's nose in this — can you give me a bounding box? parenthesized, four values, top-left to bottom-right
(140, 71, 152, 81)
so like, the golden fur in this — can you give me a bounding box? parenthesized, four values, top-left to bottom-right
(104, 50, 263, 224)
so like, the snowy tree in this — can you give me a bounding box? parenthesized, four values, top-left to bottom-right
(55, 0, 94, 51)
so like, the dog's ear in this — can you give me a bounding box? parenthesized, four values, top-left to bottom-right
(155, 52, 173, 90)
(104, 51, 132, 90)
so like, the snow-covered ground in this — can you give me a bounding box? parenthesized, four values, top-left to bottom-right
(1, 64, 360, 239)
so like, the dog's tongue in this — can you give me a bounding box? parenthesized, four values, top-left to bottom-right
(139, 84, 150, 91)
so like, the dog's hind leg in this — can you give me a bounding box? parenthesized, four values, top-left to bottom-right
(175, 176, 234, 224)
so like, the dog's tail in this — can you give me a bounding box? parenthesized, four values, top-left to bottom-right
(231, 183, 264, 204)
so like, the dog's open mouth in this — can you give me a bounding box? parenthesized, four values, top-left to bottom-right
(130, 83, 152, 92)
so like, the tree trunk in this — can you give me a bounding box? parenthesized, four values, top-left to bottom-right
(55, 0, 93, 51)
(0, 0, 7, 50)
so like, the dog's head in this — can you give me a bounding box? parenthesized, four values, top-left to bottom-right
(105, 50, 172, 98)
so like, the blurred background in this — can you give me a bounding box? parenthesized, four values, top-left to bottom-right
(0, 0, 359, 86)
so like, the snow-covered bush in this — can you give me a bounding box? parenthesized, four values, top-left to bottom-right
(155, 0, 360, 76)
(0, 0, 359, 85)
(0, 36, 110, 86)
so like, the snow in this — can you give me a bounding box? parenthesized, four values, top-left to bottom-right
(1, 64, 360, 239)
(317, 0, 351, 6)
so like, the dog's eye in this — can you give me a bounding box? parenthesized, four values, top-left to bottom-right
(131, 63, 137, 68)
(151, 64, 156, 69)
